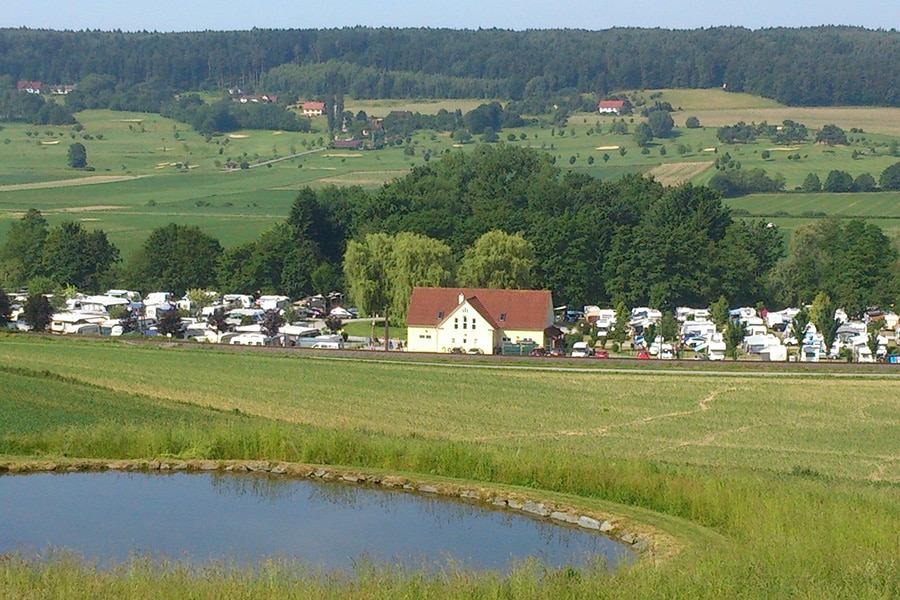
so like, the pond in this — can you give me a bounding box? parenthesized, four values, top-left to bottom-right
(0, 472, 635, 573)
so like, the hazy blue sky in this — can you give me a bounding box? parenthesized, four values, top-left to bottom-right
(3, 1, 899, 32)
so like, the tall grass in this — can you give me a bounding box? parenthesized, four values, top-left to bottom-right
(0, 339, 897, 597)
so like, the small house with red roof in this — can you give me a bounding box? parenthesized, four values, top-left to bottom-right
(598, 100, 626, 114)
(406, 287, 555, 354)
(301, 101, 325, 117)
(17, 80, 42, 94)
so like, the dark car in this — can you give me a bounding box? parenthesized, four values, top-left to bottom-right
(529, 347, 546, 357)
(548, 347, 565, 357)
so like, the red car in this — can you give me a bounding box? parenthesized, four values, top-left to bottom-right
(593, 349, 609, 359)
(636, 350, 651, 359)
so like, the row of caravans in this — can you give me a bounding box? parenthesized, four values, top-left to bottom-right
(44, 290, 346, 349)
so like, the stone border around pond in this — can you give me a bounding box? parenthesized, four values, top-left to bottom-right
(0, 459, 665, 559)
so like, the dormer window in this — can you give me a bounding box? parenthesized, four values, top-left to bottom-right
(437, 311, 444, 319)
(499, 313, 507, 322)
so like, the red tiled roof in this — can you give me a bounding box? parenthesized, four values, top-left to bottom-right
(302, 101, 325, 110)
(407, 287, 553, 331)
(598, 100, 625, 109)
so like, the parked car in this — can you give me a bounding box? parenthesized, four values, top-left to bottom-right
(593, 349, 609, 359)
(529, 347, 546, 357)
(548, 347, 565, 357)
(449, 347, 464, 354)
(636, 350, 651, 359)
(467, 348, 484, 354)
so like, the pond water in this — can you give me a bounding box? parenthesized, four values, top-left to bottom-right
(0, 472, 634, 573)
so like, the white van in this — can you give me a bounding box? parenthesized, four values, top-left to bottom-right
(311, 340, 344, 350)
(570, 341, 592, 358)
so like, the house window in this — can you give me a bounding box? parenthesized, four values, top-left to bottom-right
(437, 311, 444, 319)
(499, 313, 507, 321)
(454, 318, 458, 329)
(463, 316, 467, 329)
(471, 319, 476, 330)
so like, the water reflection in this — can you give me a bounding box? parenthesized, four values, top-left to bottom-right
(0, 472, 634, 573)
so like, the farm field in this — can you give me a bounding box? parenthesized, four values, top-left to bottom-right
(1, 92, 900, 255)
(0, 334, 897, 598)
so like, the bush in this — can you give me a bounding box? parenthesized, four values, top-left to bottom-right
(879, 161, 900, 190)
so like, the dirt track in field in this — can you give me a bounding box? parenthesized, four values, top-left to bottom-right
(0, 175, 146, 192)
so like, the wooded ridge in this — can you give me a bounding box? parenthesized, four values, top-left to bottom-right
(1, 26, 899, 107)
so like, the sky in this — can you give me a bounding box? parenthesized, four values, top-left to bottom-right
(3, 1, 899, 32)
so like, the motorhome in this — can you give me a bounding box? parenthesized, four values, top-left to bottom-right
(707, 335, 727, 361)
(256, 295, 290, 312)
(50, 312, 105, 334)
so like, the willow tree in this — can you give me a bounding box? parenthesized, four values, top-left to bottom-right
(344, 232, 453, 324)
(456, 230, 535, 290)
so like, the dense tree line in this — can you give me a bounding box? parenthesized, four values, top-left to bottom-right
(2, 27, 900, 107)
(0, 78, 76, 125)
(3, 147, 897, 317)
(159, 95, 311, 135)
(0, 209, 119, 292)
(717, 120, 810, 145)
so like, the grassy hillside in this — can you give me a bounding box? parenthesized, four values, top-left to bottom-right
(1, 92, 900, 256)
(0, 335, 897, 598)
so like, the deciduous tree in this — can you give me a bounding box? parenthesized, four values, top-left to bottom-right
(457, 230, 536, 290)
(67, 142, 87, 168)
(23, 294, 52, 332)
(128, 223, 222, 296)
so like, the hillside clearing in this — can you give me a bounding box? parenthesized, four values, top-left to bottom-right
(647, 161, 714, 186)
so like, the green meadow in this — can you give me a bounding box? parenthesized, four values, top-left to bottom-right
(2, 91, 900, 256)
(0, 335, 897, 598)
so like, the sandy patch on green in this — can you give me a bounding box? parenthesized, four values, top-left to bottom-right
(0, 176, 145, 192)
(228, 134, 249, 139)
(272, 131, 283, 135)
(118, 119, 144, 123)
(767, 147, 801, 151)
(595, 145, 620, 150)
(703, 148, 717, 152)
(40, 140, 61, 145)
(324, 153, 362, 158)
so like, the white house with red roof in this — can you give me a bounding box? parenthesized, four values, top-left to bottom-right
(406, 287, 555, 354)
(17, 80, 42, 94)
(598, 100, 626, 114)
(301, 101, 325, 117)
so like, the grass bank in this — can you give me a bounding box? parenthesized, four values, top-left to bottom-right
(0, 335, 897, 598)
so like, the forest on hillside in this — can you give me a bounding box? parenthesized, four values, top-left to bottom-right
(1, 27, 899, 108)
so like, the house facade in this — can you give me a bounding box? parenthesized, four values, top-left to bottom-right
(406, 287, 555, 354)
(17, 80, 42, 94)
(301, 101, 325, 117)
(598, 100, 626, 114)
